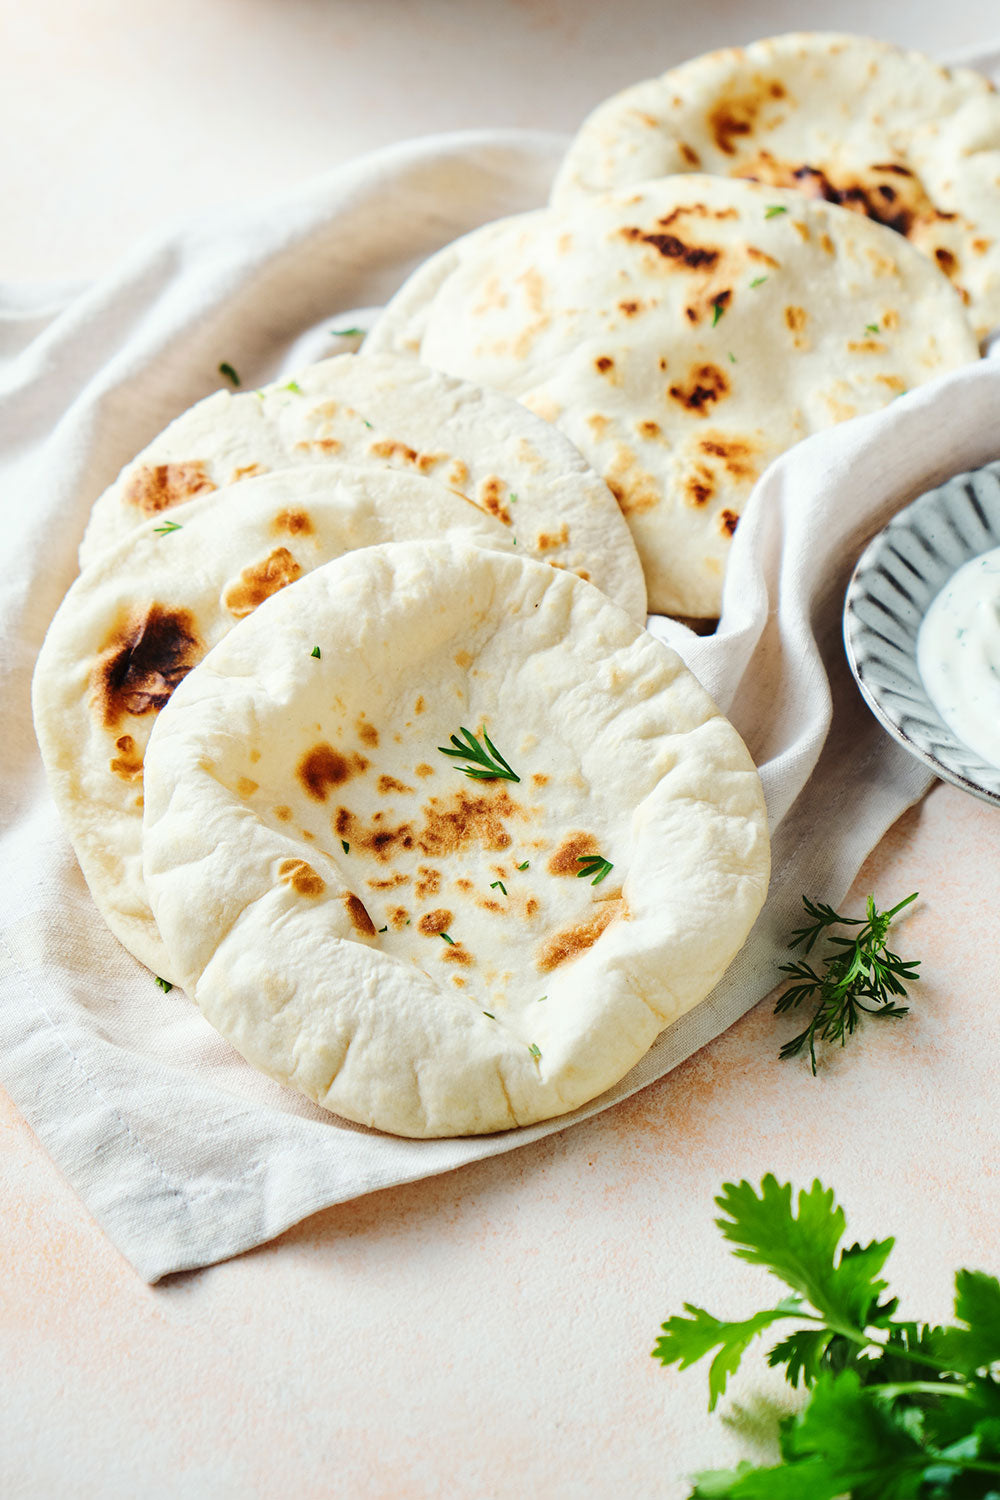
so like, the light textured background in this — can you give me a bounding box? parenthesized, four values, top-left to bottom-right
(4, 2, 1000, 1496)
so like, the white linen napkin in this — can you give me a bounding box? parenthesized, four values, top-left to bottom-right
(3, 116, 999, 1282)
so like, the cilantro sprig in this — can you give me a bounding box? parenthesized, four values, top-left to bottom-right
(438, 727, 520, 783)
(775, 893, 919, 1072)
(654, 1176, 1000, 1496)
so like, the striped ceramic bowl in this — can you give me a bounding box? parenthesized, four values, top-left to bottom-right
(843, 458, 1000, 806)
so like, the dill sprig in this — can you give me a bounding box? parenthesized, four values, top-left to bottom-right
(438, 727, 520, 783)
(775, 892, 919, 1073)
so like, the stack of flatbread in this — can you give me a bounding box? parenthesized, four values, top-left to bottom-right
(33, 31, 996, 1138)
(33, 351, 770, 1137)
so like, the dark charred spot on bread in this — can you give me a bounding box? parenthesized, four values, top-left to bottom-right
(344, 893, 376, 935)
(720, 509, 740, 537)
(272, 509, 313, 536)
(935, 246, 958, 275)
(479, 476, 511, 526)
(278, 858, 326, 897)
(708, 90, 769, 155)
(95, 605, 202, 726)
(334, 807, 415, 861)
(378, 774, 414, 795)
(418, 908, 453, 936)
(298, 744, 360, 801)
(547, 830, 600, 876)
(123, 462, 216, 516)
(109, 733, 144, 782)
(618, 299, 641, 316)
(697, 434, 759, 481)
(418, 786, 521, 857)
(678, 142, 701, 167)
(638, 420, 661, 439)
(684, 467, 715, 507)
(668, 364, 729, 415)
(594, 355, 615, 374)
(631, 229, 720, 270)
(537, 897, 627, 972)
(222, 547, 302, 619)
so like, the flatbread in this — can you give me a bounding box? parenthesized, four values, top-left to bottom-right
(141, 540, 770, 1137)
(550, 32, 1000, 341)
(367, 175, 979, 616)
(33, 465, 516, 981)
(79, 351, 646, 622)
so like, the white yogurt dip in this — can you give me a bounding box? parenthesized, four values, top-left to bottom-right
(917, 545, 1000, 770)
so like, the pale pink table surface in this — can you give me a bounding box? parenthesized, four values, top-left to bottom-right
(3, 3, 999, 1496)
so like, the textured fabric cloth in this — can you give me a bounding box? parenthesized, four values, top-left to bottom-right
(2, 119, 998, 1282)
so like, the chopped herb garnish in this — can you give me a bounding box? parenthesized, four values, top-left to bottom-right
(438, 727, 520, 783)
(330, 326, 364, 337)
(577, 854, 613, 886)
(363, 419, 373, 429)
(440, 932, 455, 945)
(528, 1042, 542, 1061)
(483, 1010, 496, 1019)
(750, 275, 768, 288)
(728, 352, 737, 363)
(764, 204, 788, 218)
(341, 840, 350, 854)
(775, 892, 919, 1073)
(283, 380, 302, 395)
(490, 880, 507, 895)
(516, 860, 529, 871)
(509, 491, 518, 502)
(311, 645, 321, 659)
(255, 389, 265, 400)
(154, 976, 173, 993)
(377, 925, 388, 934)
(865, 322, 880, 335)
(537, 995, 547, 1003)
(153, 520, 182, 534)
(711, 296, 727, 327)
(218, 361, 241, 387)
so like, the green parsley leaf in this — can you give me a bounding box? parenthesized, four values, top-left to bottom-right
(750, 276, 768, 288)
(728, 352, 737, 363)
(528, 1042, 542, 1061)
(341, 840, 350, 854)
(282, 380, 302, 395)
(577, 854, 613, 885)
(440, 932, 455, 945)
(490, 880, 507, 895)
(154, 975, 173, 993)
(711, 297, 727, 327)
(218, 361, 241, 387)
(438, 726, 520, 782)
(516, 860, 529, 871)
(330, 326, 364, 337)
(311, 645, 321, 659)
(865, 323, 880, 336)
(153, 520, 182, 535)
(509, 491, 518, 502)
(764, 205, 788, 219)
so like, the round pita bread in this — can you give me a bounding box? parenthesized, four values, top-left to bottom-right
(141, 540, 770, 1137)
(367, 175, 979, 617)
(79, 352, 646, 623)
(550, 32, 1000, 341)
(33, 466, 516, 981)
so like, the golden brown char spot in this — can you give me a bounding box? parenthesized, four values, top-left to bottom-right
(249, 748, 261, 763)
(335, 807, 415, 862)
(442, 945, 473, 966)
(278, 858, 325, 898)
(345, 893, 376, 935)
(296, 437, 341, 455)
(222, 547, 302, 619)
(586, 413, 612, 438)
(679, 142, 701, 167)
(638, 420, 662, 439)
(747, 246, 780, 267)
(478, 898, 503, 913)
(454, 649, 473, 669)
(389, 906, 409, 930)
(605, 445, 661, 516)
(883, 309, 900, 329)
(414, 696, 425, 715)
(414, 762, 435, 779)
(517, 266, 547, 313)
(618, 299, 642, 316)
(418, 908, 453, 936)
(236, 777, 259, 798)
(847, 339, 887, 353)
(448, 459, 469, 488)
(708, 87, 773, 155)
(378, 774, 414, 795)
(525, 896, 540, 918)
(124, 462, 216, 517)
(935, 246, 958, 275)
(875, 373, 907, 393)
(356, 717, 378, 747)
(536, 523, 569, 552)
(668, 364, 729, 416)
(683, 466, 715, 507)
(719, 510, 740, 537)
(418, 785, 521, 857)
(972, 237, 993, 254)
(455, 878, 474, 893)
(547, 830, 600, 876)
(536, 897, 627, 972)
(369, 437, 417, 465)
(791, 220, 810, 242)
(271, 508, 313, 536)
(300, 829, 315, 841)
(366, 872, 410, 890)
(697, 433, 759, 481)
(478, 476, 511, 526)
(820, 233, 835, 255)
(109, 733, 143, 782)
(94, 605, 202, 727)
(415, 866, 441, 899)
(531, 773, 549, 787)
(784, 305, 807, 332)
(298, 743, 363, 801)
(595, 355, 615, 374)
(273, 805, 292, 821)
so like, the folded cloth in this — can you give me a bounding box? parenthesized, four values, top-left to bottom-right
(2, 117, 999, 1282)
